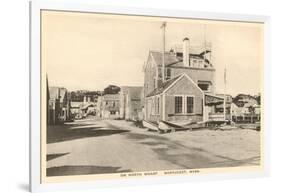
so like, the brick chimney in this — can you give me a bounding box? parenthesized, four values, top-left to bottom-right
(183, 37, 190, 67)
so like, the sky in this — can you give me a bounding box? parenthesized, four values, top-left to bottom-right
(42, 10, 264, 96)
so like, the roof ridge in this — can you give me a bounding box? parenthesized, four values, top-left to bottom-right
(146, 74, 183, 97)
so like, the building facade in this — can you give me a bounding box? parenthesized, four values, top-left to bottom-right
(231, 95, 260, 123)
(97, 94, 120, 119)
(48, 87, 71, 125)
(119, 86, 144, 121)
(144, 37, 220, 124)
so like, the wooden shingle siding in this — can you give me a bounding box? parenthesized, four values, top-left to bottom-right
(164, 75, 203, 122)
(172, 67, 215, 94)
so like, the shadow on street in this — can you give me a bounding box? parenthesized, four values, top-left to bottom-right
(47, 122, 129, 144)
(46, 119, 260, 176)
(47, 153, 70, 161)
(47, 165, 132, 176)
(122, 131, 260, 169)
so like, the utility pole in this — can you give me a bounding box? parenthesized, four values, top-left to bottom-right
(223, 66, 227, 122)
(160, 22, 166, 83)
(204, 24, 206, 67)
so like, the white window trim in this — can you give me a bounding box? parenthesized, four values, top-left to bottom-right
(166, 68, 171, 80)
(198, 81, 212, 92)
(174, 95, 195, 115)
(151, 95, 160, 116)
(185, 95, 195, 114)
(155, 96, 160, 115)
(174, 95, 184, 114)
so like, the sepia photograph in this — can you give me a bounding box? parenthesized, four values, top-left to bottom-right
(40, 9, 264, 182)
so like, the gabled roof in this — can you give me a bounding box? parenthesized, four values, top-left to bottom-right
(150, 50, 209, 67)
(150, 51, 180, 66)
(146, 75, 182, 97)
(146, 73, 206, 98)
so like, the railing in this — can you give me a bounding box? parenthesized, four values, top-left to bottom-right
(208, 113, 225, 121)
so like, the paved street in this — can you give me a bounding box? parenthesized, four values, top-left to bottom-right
(47, 118, 260, 176)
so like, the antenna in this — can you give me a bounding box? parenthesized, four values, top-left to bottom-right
(224, 64, 227, 122)
(204, 24, 207, 66)
(160, 22, 167, 83)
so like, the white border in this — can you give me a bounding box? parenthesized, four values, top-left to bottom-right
(30, 0, 270, 192)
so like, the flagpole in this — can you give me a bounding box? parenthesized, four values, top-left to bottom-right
(161, 22, 166, 83)
(224, 66, 226, 122)
(204, 24, 206, 65)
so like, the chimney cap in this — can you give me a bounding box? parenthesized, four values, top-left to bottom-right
(183, 37, 189, 41)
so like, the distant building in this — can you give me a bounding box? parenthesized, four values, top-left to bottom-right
(69, 90, 101, 103)
(119, 86, 144, 121)
(231, 94, 260, 123)
(70, 101, 83, 116)
(80, 102, 97, 117)
(70, 101, 95, 119)
(70, 94, 99, 119)
(48, 87, 71, 125)
(97, 94, 120, 119)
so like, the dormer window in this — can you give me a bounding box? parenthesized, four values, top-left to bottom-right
(176, 52, 183, 57)
(166, 68, 171, 80)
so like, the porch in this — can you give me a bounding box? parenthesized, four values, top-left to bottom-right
(208, 113, 224, 121)
(204, 94, 229, 123)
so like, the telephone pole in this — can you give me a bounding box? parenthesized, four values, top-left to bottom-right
(160, 22, 166, 83)
(223, 66, 227, 122)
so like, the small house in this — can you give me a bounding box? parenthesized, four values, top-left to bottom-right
(231, 95, 261, 123)
(143, 37, 224, 126)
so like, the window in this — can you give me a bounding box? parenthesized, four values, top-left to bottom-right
(176, 52, 183, 57)
(198, 83, 209, 91)
(166, 68, 171, 80)
(155, 97, 160, 114)
(151, 98, 155, 115)
(175, 96, 183, 114)
(198, 81, 211, 92)
(113, 101, 115, 107)
(186, 96, 194, 113)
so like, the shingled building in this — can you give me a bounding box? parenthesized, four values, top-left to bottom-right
(143, 37, 223, 125)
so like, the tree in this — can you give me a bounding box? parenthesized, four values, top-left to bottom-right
(103, 85, 120, 95)
(254, 94, 261, 105)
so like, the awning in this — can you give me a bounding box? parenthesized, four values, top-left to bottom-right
(205, 94, 224, 106)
